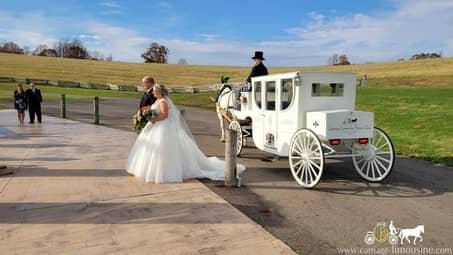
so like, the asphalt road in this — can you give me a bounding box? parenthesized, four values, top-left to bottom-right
(26, 98, 453, 254)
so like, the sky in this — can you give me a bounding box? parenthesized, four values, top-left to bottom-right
(1, 0, 452, 66)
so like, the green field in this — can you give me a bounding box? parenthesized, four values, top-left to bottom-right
(1, 83, 452, 166)
(1, 53, 453, 87)
(0, 83, 216, 110)
(356, 87, 453, 166)
(1, 53, 452, 166)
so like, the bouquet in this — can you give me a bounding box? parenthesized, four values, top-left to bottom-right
(133, 108, 158, 133)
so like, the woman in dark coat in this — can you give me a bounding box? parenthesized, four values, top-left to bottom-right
(14, 83, 27, 126)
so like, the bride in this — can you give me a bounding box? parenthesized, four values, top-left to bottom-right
(126, 84, 245, 183)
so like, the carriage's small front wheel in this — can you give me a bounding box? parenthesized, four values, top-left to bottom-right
(289, 128, 324, 188)
(352, 127, 395, 182)
(229, 121, 243, 156)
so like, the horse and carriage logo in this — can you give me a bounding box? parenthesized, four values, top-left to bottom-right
(364, 221, 424, 245)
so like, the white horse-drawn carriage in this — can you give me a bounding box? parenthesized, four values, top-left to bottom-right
(216, 71, 395, 188)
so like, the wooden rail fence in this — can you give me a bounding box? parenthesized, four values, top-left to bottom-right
(0, 76, 221, 94)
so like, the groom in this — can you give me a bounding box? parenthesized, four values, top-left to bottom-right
(138, 76, 157, 114)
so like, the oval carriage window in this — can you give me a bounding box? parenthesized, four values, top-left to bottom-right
(254, 81, 262, 109)
(281, 79, 293, 110)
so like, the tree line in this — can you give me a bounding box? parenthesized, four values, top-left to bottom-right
(327, 51, 443, 65)
(410, 52, 442, 60)
(0, 39, 112, 61)
(0, 39, 181, 64)
(328, 54, 351, 65)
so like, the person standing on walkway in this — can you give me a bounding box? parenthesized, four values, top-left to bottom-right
(138, 76, 157, 114)
(25, 83, 42, 124)
(13, 83, 27, 126)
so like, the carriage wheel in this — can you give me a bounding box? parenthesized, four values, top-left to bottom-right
(352, 127, 395, 182)
(289, 128, 324, 188)
(229, 121, 243, 156)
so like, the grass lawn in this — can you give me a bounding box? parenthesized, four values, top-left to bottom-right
(356, 87, 453, 166)
(0, 83, 140, 100)
(0, 83, 216, 109)
(2, 53, 453, 87)
(1, 83, 452, 166)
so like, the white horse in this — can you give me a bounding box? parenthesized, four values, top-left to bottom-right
(399, 225, 424, 245)
(215, 83, 236, 142)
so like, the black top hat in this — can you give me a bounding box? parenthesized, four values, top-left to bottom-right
(252, 51, 265, 60)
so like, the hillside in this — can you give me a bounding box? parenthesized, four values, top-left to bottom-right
(1, 53, 453, 87)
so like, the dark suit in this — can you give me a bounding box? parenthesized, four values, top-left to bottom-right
(139, 88, 157, 111)
(25, 88, 42, 123)
(246, 62, 268, 83)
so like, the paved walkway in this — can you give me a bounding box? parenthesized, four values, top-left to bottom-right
(0, 110, 295, 255)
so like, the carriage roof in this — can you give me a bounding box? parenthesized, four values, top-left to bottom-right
(251, 71, 356, 85)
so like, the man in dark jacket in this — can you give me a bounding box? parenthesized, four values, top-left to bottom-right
(246, 51, 268, 83)
(138, 76, 157, 114)
(25, 83, 42, 124)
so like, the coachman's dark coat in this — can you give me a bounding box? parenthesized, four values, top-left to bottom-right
(246, 62, 268, 83)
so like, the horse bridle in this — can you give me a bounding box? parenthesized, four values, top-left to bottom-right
(215, 84, 232, 103)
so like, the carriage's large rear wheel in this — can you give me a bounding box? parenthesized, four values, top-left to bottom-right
(352, 127, 395, 182)
(289, 128, 324, 188)
(229, 121, 243, 156)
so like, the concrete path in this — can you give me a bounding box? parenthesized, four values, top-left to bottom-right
(36, 98, 453, 254)
(0, 110, 295, 255)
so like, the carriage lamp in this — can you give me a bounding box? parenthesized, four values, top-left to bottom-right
(295, 73, 302, 84)
(329, 139, 341, 145)
(358, 138, 369, 144)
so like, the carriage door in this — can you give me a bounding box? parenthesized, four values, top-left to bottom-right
(263, 80, 278, 152)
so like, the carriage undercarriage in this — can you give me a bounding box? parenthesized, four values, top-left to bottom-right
(228, 117, 395, 188)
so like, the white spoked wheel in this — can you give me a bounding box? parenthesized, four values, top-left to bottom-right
(352, 127, 395, 182)
(229, 121, 243, 156)
(289, 128, 324, 188)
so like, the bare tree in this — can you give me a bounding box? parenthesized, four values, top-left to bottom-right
(66, 45, 89, 59)
(32, 44, 59, 57)
(410, 52, 441, 60)
(40, 49, 58, 57)
(65, 39, 89, 59)
(328, 53, 339, 65)
(32, 44, 49, 55)
(0, 41, 24, 54)
(177, 58, 188, 65)
(23, 46, 31, 55)
(53, 39, 69, 57)
(90, 50, 104, 61)
(53, 39, 90, 59)
(338, 54, 351, 65)
(142, 42, 169, 63)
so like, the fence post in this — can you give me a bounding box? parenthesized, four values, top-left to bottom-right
(94, 96, 99, 125)
(225, 128, 239, 187)
(60, 94, 66, 118)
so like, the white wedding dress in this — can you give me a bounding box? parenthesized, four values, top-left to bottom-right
(126, 97, 245, 183)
